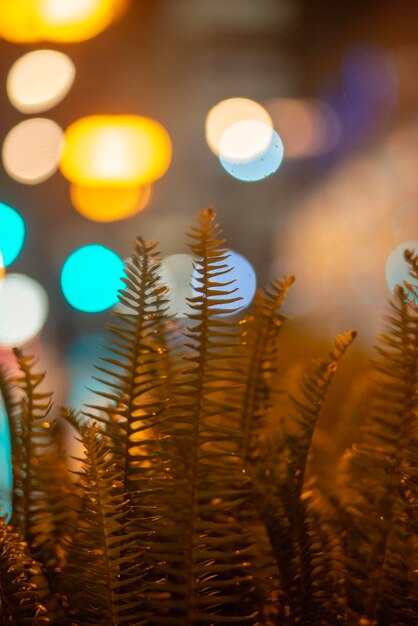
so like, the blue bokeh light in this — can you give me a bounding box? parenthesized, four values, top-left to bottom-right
(192, 250, 257, 314)
(0, 202, 25, 266)
(61, 244, 125, 313)
(220, 129, 284, 182)
(0, 398, 12, 521)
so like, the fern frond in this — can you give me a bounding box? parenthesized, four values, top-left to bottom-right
(64, 422, 146, 625)
(151, 208, 257, 624)
(84, 238, 172, 500)
(240, 276, 294, 464)
(341, 287, 418, 625)
(257, 331, 356, 625)
(0, 520, 51, 624)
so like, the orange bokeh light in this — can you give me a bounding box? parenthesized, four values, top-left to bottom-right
(70, 184, 152, 222)
(60, 115, 172, 188)
(0, 0, 130, 44)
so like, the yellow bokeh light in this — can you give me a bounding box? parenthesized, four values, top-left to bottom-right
(0, 1, 40, 44)
(205, 98, 273, 157)
(2, 118, 64, 185)
(70, 184, 152, 222)
(0, 0, 130, 44)
(7, 50, 76, 114)
(60, 115, 172, 188)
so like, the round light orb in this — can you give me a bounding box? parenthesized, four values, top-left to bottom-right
(0, 252, 5, 290)
(220, 128, 284, 182)
(60, 115, 172, 188)
(7, 50, 75, 114)
(0, 202, 25, 267)
(61, 244, 125, 313)
(0, 398, 12, 522)
(0, 0, 40, 43)
(0, 0, 130, 44)
(159, 254, 194, 317)
(192, 250, 256, 314)
(386, 240, 418, 302)
(70, 183, 152, 222)
(0, 274, 48, 347)
(35, 0, 129, 43)
(205, 97, 273, 157)
(219, 119, 274, 162)
(2, 118, 64, 185)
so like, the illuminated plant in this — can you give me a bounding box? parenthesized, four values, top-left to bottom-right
(0, 209, 417, 625)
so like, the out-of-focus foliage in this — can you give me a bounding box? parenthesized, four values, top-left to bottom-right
(0, 209, 416, 625)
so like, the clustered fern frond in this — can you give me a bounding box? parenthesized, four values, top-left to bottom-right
(0, 209, 417, 625)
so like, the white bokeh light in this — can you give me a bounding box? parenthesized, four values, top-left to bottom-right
(7, 49, 75, 114)
(0, 274, 49, 347)
(2, 118, 64, 184)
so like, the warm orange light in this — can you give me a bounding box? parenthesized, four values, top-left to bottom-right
(0, 0, 130, 44)
(60, 115, 172, 188)
(0, 1, 40, 43)
(70, 184, 152, 222)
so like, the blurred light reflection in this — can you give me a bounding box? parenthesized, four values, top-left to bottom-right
(60, 115, 172, 188)
(205, 97, 273, 157)
(0, 274, 49, 347)
(61, 244, 125, 313)
(2, 118, 64, 184)
(7, 49, 75, 113)
(0, 202, 25, 267)
(70, 184, 152, 222)
(386, 240, 418, 299)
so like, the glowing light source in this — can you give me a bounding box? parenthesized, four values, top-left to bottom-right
(7, 50, 75, 114)
(386, 240, 418, 301)
(265, 98, 341, 158)
(0, 202, 25, 267)
(0, 274, 48, 347)
(192, 250, 256, 314)
(205, 98, 273, 157)
(2, 118, 64, 184)
(60, 115, 172, 188)
(159, 254, 194, 317)
(61, 244, 124, 313)
(0, 399, 12, 522)
(0, 0, 130, 44)
(70, 184, 152, 222)
(220, 128, 284, 182)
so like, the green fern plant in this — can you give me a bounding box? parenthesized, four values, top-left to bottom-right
(0, 209, 416, 625)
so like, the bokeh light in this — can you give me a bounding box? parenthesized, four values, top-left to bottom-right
(159, 254, 194, 317)
(220, 129, 284, 182)
(0, 274, 48, 347)
(0, 202, 25, 267)
(205, 97, 273, 157)
(192, 250, 256, 313)
(386, 240, 418, 299)
(61, 244, 124, 313)
(0, 252, 5, 289)
(0, 398, 12, 522)
(60, 115, 172, 188)
(0, 0, 130, 44)
(219, 120, 274, 162)
(265, 98, 341, 158)
(7, 49, 75, 113)
(70, 183, 152, 222)
(2, 118, 64, 184)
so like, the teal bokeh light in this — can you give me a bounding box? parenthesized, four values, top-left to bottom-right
(61, 244, 125, 313)
(0, 398, 12, 521)
(0, 202, 25, 266)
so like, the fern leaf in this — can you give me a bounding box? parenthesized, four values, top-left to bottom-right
(64, 422, 146, 625)
(150, 208, 257, 624)
(0, 520, 51, 624)
(341, 286, 418, 625)
(240, 276, 294, 464)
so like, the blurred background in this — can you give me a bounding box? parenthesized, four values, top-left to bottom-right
(0, 0, 417, 417)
